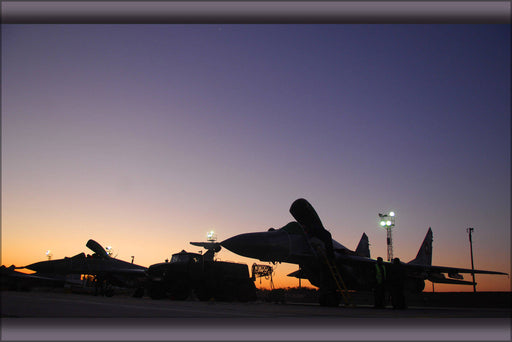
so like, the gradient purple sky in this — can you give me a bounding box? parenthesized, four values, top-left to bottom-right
(2, 24, 510, 291)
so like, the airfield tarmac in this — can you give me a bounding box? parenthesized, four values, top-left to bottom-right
(1, 290, 511, 341)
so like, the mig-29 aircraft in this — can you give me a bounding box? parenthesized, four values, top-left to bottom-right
(221, 198, 508, 306)
(19, 239, 147, 297)
(1, 264, 83, 291)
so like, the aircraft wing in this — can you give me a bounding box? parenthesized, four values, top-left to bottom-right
(1, 265, 79, 288)
(328, 254, 506, 276)
(427, 273, 476, 285)
(332, 254, 507, 282)
(2, 269, 63, 282)
(407, 263, 507, 276)
(80, 258, 147, 277)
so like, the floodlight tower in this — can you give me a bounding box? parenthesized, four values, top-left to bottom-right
(45, 250, 53, 260)
(379, 211, 396, 262)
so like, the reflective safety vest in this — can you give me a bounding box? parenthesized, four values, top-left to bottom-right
(375, 264, 386, 284)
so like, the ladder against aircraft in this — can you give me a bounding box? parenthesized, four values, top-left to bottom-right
(313, 243, 352, 307)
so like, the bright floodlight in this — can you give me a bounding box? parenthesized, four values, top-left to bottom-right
(46, 250, 51, 255)
(389, 211, 395, 217)
(380, 221, 386, 226)
(207, 230, 217, 242)
(386, 221, 392, 226)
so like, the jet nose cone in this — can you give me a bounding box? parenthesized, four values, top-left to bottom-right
(24, 260, 55, 273)
(24, 258, 73, 274)
(221, 231, 290, 262)
(221, 234, 258, 257)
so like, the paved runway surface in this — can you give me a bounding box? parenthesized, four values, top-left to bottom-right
(2, 291, 510, 340)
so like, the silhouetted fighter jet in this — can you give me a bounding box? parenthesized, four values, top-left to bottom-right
(20, 239, 147, 296)
(1, 264, 82, 290)
(221, 198, 508, 306)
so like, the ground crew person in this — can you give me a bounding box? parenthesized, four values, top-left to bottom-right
(389, 257, 407, 309)
(374, 257, 386, 308)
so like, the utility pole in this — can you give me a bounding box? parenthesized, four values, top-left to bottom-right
(466, 227, 476, 293)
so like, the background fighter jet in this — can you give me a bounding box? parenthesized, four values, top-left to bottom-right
(221, 198, 508, 306)
(20, 239, 147, 296)
(1, 264, 82, 291)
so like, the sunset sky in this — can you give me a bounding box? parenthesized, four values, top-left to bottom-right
(2, 24, 510, 292)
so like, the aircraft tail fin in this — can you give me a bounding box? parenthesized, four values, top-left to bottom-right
(408, 227, 433, 265)
(355, 233, 370, 258)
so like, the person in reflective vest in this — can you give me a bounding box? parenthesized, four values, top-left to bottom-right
(374, 257, 387, 308)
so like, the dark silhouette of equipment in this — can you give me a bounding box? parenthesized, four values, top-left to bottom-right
(146, 247, 256, 302)
(251, 263, 274, 290)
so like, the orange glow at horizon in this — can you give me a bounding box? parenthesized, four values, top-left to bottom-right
(2, 210, 509, 293)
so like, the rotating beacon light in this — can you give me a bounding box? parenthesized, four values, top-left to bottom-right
(378, 211, 396, 262)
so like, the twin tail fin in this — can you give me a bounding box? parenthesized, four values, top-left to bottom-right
(408, 227, 433, 265)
